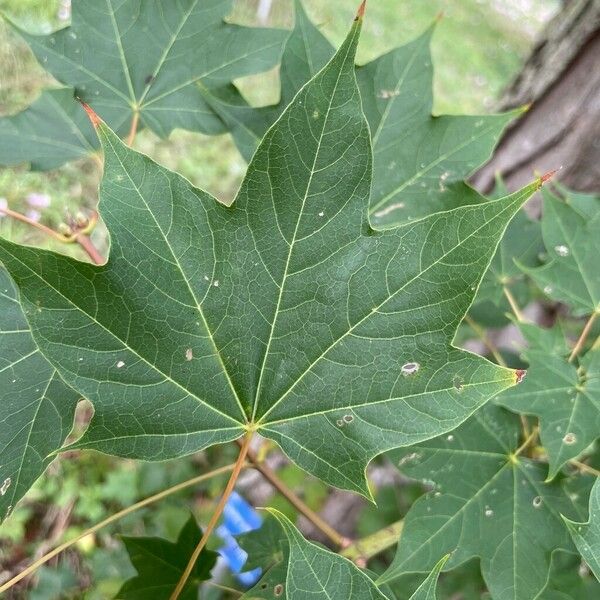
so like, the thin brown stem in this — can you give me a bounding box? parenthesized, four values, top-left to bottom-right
(0, 206, 66, 241)
(170, 433, 253, 600)
(126, 110, 140, 146)
(568, 312, 599, 363)
(241, 441, 346, 547)
(570, 459, 600, 478)
(75, 233, 104, 265)
(464, 315, 507, 367)
(503, 286, 525, 322)
(0, 463, 238, 594)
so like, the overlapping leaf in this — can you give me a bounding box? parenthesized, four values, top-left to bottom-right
(381, 405, 585, 600)
(0, 268, 79, 522)
(117, 515, 217, 599)
(521, 189, 600, 316)
(207, 1, 516, 225)
(0, 14, 538, 498)
(0, 0, 286, 169)
(264, 509, 388, 600)
(563, 478, 600, 582)
(497, 323, 600, 478)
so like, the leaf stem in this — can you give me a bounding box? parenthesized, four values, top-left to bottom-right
(0, 462, 239, 594)
(75, 233, 104, 265)
(0, 205, 66, 241)
(513, 426, 538, 458)
(126, 109, 140, 146)
(568, 312, 599, 363)
(170, 433, 253, 600)
(503, 286, 525, 322)
(240, 440, 346, 547)
(341, 519, 404, 565)
(570, 459, 600, 478)
(464, 315, 507, 367)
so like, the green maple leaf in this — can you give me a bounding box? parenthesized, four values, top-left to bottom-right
(206, 1, 516, 226)
(497, 322, 600, 478)
(407, 554, 449, 600)
(0, 0, 286, 169)
(262, 509, 388, 600)
(563, 478, 600, 582)
(380, 405, 584, 600)
(117, 515, 217, 599)
(521, 188, 600, 316)
(0, 268, 79, 522)
(0, 14, 539, 496)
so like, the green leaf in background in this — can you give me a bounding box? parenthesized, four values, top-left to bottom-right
(116, 515, 217, 600)
(563, 477, 600, 582)
(0, 0, 286, 169)
(0, 268, 79, 522)
(0, 12, 538, 497)
(381, 405, 584, 600)
(0, 88, 98, 170)
(521, 188, 600, 316)
(203, 0, 333, 163)
(408, 554, 449, 600)
(264, 509, 388, 600)
(208, 1, 515, 226)
(497, 323, 600, 478)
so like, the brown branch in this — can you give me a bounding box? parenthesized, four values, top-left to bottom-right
(0, 206, 66, 241)
(170, 433, 253, 600)
(75, 233, 104, 265)
(241, 441, 346, 547)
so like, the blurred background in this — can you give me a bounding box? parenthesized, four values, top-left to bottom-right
(2, 0, 596, 598)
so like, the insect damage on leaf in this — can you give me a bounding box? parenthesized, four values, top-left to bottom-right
(0, 9, 539, 499)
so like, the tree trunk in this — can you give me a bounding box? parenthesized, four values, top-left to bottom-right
(473, 0, 600, 195)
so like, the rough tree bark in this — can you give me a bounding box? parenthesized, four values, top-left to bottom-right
(473, 0, 600, 194)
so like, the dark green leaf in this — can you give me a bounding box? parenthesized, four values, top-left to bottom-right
(521, 189, 600, 316)
(381, 405, 584, 600)
(0, 88, 97, 170)
(497, 322, 600, 478)
(117, 515, 217, 600)
(1, 0, 286, 169)
(0, 16, 538, 496)
(408, 555, 449, 600)
(0, 268, 79, 522)
(563, 478, 600, 581)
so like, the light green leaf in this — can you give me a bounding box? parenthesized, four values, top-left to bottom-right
(0, 268, 79, 522)
(381, 405, 584, 600)
(266, 509, 388, 600)
(408, 554, 449, 600)
(0, 16, 538, 496)
(117, 514, 217, 599)
(497, 323, 600, 478)
(1, 0, 286, 169)
(208, 3, 515, 225)
(521, 189, 600, 316)
(0, 88, 98, 170)
(563, 478, 600, 582)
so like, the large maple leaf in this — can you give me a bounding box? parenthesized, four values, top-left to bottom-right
(0, 13, 539, 496)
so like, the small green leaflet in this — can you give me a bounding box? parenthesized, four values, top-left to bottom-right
(207, 1, 516, 226)
(0, 14, 537, 496)
(0, 268, 79, 522)
(117, 515, 217, 599)
(497, 323, 600, 478)
(0, 88, 98, 170)
(265, 509, 388, 600)
(0, 0, 286, 169)
(381, 405, 584, 600)
(407, 554, 449, 600)
(521, 188, 600, 316)
(563, 478, 600, 582)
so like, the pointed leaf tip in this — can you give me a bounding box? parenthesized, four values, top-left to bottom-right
(356, 0, 367, 20)
(435, 10, 445, 22)
(538, 169, 559, 188)
(78, 101, 102, 128)
(515, 369, 527, 384)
